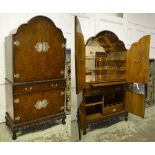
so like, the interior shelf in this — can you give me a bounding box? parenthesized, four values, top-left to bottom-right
(86, 67, 125, 72)
(85, 101, 104, 107)
(90, 81, 127, 87)
(86, 57, 126, 61)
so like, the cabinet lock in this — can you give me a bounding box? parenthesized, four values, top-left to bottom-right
(14, 73, 20, 79)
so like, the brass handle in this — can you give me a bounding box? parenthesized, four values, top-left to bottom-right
(51, 83, 57, 88)
(25, 87, 32, 91)
(34, 41, 50, 52)
(42, 42, 50, 52)
(112, 108, 117, 112)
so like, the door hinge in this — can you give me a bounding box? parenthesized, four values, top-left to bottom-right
(14, 73, 20, 79)
(15, 116, 20, 121)
(61, 43, 66, 48)
(14, 98, 20, 103)
(60, 106, 65, 111)
(60, 70, 64, 75)
(13, 40, 19, 46)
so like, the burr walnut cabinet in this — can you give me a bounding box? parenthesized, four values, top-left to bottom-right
(5, 16, 67, 140)
(75, 16, 150, 139)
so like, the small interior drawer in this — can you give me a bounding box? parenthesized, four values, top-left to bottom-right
(14, 84, 41, 95)
(42, 80, 66, 91)
(103, 102, 124, 115)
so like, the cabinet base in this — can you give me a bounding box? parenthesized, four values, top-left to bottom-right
(5, 112, 66, 140)
(78, 111, 128, 140)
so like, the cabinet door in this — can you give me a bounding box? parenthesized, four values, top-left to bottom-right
(41, 89, 65, 115)
(75, 16, 86, 94)
(125, 35, 150, 117)
(40, 16, 66, 80)
(13, 85, 42, 123)
(13, 17, 42, 83)
(126, 35, 150, 83)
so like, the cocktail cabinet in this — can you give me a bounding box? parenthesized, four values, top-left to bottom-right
(75, 16, 150, 139)
(5, 16, 67, 140)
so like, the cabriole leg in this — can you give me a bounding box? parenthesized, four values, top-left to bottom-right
(62, 118, 66, 125)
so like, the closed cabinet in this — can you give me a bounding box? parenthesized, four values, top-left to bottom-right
(5, 16, 67, 140)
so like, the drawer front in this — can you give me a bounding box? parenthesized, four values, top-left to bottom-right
(14, 84, 41, 95)
(13, 88, 65, 124)
(42, 80, 66, 91)
(103, 103, 124, 115)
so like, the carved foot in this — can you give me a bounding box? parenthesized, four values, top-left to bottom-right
(6, 121, 8, 126)
(125, 114, 128, 121)
(83, 128, 86, 135)
(12, 132, 17, 140)
(62, 118, 66, 125)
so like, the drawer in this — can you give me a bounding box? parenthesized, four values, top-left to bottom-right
(103, 103, 124, 115)
(42, 80, 66, 91)
(14, 84, 41, 95)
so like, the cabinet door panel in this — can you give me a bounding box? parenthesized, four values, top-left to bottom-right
(126, 35, 150, 83)
(125, 35, 150, 118)
(124, 92, 145, 117)
(75, 16, 86, 94)
(14, 92, 42, 123)
(40, 17, 66, 80)
(13, 17, 42, 82)
(42, 89, 65, 114)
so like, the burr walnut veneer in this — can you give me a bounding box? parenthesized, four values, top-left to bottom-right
(5, 16, 67, 140)
(75, 16, 150, 139)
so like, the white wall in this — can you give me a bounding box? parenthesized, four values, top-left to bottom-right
(0, 13, 73, 123)
(124, 13, 155, 58)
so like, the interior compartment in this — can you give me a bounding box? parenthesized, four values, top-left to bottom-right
(86, 104, 103, 115)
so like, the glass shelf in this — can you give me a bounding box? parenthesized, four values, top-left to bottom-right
(86, 67, 125, 72)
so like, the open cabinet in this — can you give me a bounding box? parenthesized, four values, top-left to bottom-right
(75, 16, 150, 139)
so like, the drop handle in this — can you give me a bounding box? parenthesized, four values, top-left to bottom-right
(25, 87, 33, 91)
(51, 83, 58, 88)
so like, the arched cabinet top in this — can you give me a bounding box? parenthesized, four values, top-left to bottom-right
(12, 15, 66, 42)
(86, 30, 126, 53)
